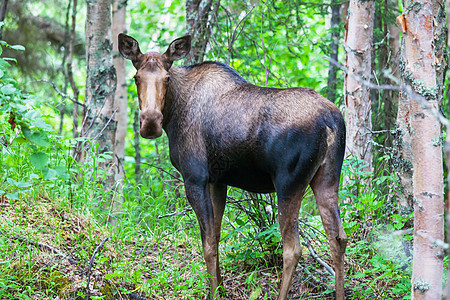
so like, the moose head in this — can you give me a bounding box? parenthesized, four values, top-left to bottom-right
(118, 33, 191, 139)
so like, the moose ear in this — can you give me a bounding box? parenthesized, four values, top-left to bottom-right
(118, 33, 143, 69)
(164, 35, 191, 66)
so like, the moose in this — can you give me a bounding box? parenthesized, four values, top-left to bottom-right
(118, 33, 347, 300)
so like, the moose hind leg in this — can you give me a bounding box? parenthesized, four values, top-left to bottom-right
(310, 168, 347, 300)
(277, 187, 307, 300)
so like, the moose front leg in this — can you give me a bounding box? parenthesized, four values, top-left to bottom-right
(185, 182, 225, 299)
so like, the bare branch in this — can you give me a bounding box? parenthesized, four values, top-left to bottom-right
(157, 208, 192, 219)
(327, 56, 450, 128)
(85, 237, 109, 300)
(0, 229, 78, 264)
(298, 227, 335, 277)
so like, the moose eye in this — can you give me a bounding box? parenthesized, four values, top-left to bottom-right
(133, 76, 139, 84)
(165, 76, 171, 83)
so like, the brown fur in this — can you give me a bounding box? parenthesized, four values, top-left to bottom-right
(118, 33, 347, 300)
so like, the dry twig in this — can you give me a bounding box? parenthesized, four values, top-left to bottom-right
(85, 237, 109, 300)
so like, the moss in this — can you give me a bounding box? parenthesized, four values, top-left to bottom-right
(117, 0, 128, 10)
(413, 112, 425, 119)
(431, 136, 443, 146)
(413, 197, 424, 210)
(402, 69, 439, 100)
(100, 283, 116, 298)
(404, 2, 424, 14)
(413, 278, 431, 294)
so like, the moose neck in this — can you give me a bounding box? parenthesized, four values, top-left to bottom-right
(162, 62, 247, 130)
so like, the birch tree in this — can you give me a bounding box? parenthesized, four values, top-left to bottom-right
(112, 0, 127, 183)
(109, 0, 127, 220)
(84, 0, 117, 188)
(396, 1, 445, 298)
(343, 0, 375, 177)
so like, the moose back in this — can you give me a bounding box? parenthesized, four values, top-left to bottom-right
(118, 33, 347, 300)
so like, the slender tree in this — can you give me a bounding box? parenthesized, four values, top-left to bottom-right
(110, 0, 127, 220)
(112, 0, 127, 180)
(186, 0, 220, 64)
(343, 0, 375, 177)
(0, 0, 8, 40)
(83, 0, 117, 188)
(326, 0, 342, 103)
(446, 0, 450, 296)
(397, 1, 445, 299)
(69, 0, 80, 138)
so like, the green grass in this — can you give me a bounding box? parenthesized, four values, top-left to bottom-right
(0, 106, 417, 300)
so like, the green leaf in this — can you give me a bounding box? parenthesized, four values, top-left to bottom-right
(5, 193, 19, 200)
(31, 120, 53, 132)
(30, 152, 48, 169)
(22, 126, 32, 140)
(10, 44, 25, 51)
(17, 182, 32, 188)
(43, 168, 57, 180)
(1, 84, 17, 95)
(24, 111, 41, 120)
(54, 166, 69, 179)
(6, 177, 16, 185)
(235, 218, 246, 226)
(6, 178, 21, 187)
(29, 131, 50, 146)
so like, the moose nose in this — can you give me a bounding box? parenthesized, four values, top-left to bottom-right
(139, 110, 163, 139)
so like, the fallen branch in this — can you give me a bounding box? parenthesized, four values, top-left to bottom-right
(157, 208, 192, 219)
(0, 229, 78, 264)
(298, 228, 335, 277)
(85, 237, 109, 300)
(129, 292, 150, 300)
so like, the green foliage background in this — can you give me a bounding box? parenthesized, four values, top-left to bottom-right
(1, 0, 448, 299)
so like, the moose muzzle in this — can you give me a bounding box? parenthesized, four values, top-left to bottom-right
(139, 109, 163, 139)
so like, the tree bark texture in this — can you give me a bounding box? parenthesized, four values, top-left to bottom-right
(446, 1, 450, 297)
(394, 92, 414, 216)
(112, 0, 127, 182)
(84, 0, 117, 186)
(395, 0, 413, 216)
(326, 0, 341, 103)
(399, 1, 445, 299)
(343, 0, 375, 173)
(185, 0, 219, 64)
(110, 0, 127, 221)
(0, 0, 8, 40)
(69, 0, 80, 138)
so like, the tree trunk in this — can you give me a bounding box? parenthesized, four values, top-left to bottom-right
(399, 1, 445, 299)
(185, 0, 219, 64)
(110, 0, 127, 220)
(393, 0, 413, 219)
(0, 0, 8, 40)
(326, 0, 340, 103)
(69, 0, 80, 138)
(133, 99, 141, 184)
(84, 0, 117, 188)
(446, 0, 450, 297)
(343, 0, 375, 176)
(394, 90, 414, 217)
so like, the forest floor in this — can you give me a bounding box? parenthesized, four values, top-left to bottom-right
(0, 193, 401, 299)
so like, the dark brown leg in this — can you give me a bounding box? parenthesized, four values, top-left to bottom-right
(277, 187, 307, 300)
(208, 183, 227, 290)
(311, 166, 347, 300)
